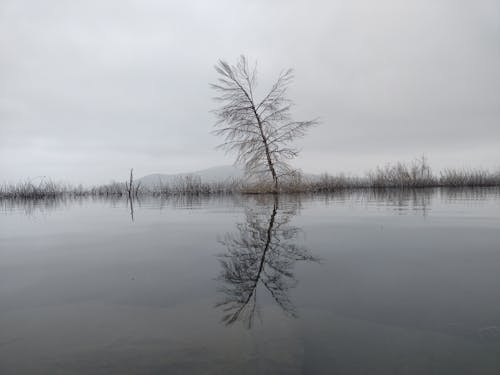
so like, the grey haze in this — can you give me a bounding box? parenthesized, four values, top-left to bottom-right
(1, 0, 499, 184)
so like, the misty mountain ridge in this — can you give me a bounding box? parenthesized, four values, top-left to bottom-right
(138, 165, 321, 188)
(138, 165, 244, 187)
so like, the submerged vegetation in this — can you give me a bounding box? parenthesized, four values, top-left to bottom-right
(1, 159, 499, 199)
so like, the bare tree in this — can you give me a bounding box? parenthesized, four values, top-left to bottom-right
(211, 55, 318, 192)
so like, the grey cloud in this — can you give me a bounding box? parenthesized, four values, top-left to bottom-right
(1, 0, 499, 184)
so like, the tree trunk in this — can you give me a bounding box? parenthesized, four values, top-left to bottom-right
(253, 107, 279, 193)
(128, 168, 133, 199)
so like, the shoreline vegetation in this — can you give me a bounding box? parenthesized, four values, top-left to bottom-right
(1, 160, 500, 199)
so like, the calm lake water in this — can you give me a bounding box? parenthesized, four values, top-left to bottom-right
(1, 188, 499, 374)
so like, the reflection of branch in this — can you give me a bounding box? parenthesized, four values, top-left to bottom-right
(216, 196, 318, 328)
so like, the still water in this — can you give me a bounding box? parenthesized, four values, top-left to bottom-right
(1, 189, 499, 374)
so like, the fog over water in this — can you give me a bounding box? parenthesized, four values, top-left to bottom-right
(1, 0, 499, 184)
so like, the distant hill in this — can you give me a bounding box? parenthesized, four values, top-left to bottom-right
(137, 165, 244, 188)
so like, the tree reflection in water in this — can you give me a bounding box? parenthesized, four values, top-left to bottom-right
(216, 196, 319, 328)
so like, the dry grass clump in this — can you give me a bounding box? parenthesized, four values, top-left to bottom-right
(0, 180, 70, 198)
(150, 175, 242, 196)
(367, 157, 436, 188)
(89, 181, 126, 196)
(439, 168, 500, 187)
(307, 173, 368, 192)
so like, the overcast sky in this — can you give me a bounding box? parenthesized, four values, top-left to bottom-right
(1, 0, 499, 184)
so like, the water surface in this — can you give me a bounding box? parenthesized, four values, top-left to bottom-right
(1, 189, 499, 374)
